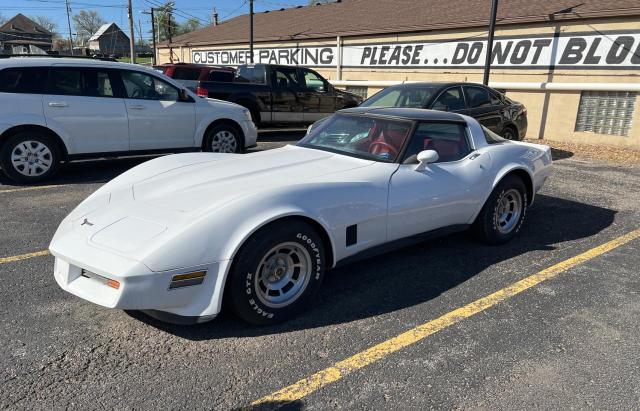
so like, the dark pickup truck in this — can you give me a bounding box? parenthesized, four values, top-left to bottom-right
(193, 64, 363, 126)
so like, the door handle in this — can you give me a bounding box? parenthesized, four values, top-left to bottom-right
(128, 105, 145, 110)
(48, 101, 68, 108)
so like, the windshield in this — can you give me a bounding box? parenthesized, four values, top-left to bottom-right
(298, 114, 414, 162)
(360, 86, 437, 108)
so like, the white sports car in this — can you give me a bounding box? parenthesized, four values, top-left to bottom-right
(50, 108, 552, 325)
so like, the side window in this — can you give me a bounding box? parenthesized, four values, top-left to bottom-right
(208, 70, 234, 82)
(0, 67, 48, 94)
(82, 69, 115, 97)
(120, 70, 179, 101)
(366, 89, 401, 107)
(404, 122, 471, 163)
(272, 67, 302, 89)
(235, 66, 265, 84)
(432, 87, 465, 111)
(482, 125, 508, 144)
(172, 67, 200, 80)
(464, 86, 491, 108)
(301, 69, 325, 92)
(48, 68, 83, 96)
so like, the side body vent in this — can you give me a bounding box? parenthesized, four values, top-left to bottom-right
(346, 224, 357, 247)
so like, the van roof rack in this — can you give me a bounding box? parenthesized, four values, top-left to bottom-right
(0, 54, 117, 62)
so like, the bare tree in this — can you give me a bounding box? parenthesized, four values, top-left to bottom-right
(0, 14, 7, 26)
(31, 15, 58, 34)
(73, 10, 106, 46)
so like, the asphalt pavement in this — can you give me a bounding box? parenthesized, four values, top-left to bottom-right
(1, 133, 639, 410)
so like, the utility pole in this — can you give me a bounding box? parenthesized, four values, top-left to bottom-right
(141, 8, 157, 65)
(65, 0, 74, 55)
(128, 0, 136, 63)
(483, 0, 499, 85)
(168, 8, 173, 63)
(150, 9, 157, 65)
(249, 0, 254, 63)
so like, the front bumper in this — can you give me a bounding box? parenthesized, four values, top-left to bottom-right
(241, 119, 258, 148)
(51, 246, 232, 321)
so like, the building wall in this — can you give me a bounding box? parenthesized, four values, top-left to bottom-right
(158, 16, 640, 148)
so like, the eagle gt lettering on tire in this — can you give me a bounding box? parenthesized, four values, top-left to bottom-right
(228, 220, 326, 325)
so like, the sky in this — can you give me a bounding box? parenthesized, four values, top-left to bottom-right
(2, 0, 311, 42)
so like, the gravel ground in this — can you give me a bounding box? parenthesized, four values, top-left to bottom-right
(526, 138, 640, 166)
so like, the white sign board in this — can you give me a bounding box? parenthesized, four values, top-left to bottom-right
(192, 31, 640, 70)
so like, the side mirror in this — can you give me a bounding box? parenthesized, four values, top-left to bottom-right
(415, 150, 439, 170)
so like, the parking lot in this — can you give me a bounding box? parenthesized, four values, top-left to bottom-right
(1, 131, 639, 410)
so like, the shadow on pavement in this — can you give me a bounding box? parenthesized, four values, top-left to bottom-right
(128, 194, 617, 340)
(0, 131, 305, 187)
(550, 147, 574, 160)
(235, 400, 305, 411)
(0, 155, 163, 187)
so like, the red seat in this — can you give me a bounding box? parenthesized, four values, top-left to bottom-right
(425, 139, 464, 162)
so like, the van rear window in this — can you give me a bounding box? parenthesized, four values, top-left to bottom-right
(0, 67, 48, 94)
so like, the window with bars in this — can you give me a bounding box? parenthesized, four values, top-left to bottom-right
(575, 91, 636, 136)
(345, 86, 368, 99)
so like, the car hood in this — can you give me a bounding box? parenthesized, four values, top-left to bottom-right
(131, 145, 374, 213)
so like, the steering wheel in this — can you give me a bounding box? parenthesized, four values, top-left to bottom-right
(369, 141, 399, 158)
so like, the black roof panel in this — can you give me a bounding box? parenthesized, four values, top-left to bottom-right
(338, 107, 466, 122)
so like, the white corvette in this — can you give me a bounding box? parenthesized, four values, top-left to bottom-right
(50, 108, 552, 325)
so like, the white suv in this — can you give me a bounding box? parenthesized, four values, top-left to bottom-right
(0, 57, 257, 183)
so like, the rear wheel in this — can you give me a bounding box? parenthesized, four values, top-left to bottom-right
(227, 220, 326, 325)
(0, 131, 61, 184)
(473, 174, 527, 244)
(204, 123, 242, 153)
(501, 127, 518, 140)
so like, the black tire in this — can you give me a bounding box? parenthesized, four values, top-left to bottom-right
(501, 127, 518, 140)
(473, 174, 527, 245)
(204, 123, 243, 153)
(228, 220, 326, 325)
(0, 131, 61, 184)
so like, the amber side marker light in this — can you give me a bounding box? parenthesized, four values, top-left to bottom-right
(106, 279, 121, 289)
(170, 271, 207, 289)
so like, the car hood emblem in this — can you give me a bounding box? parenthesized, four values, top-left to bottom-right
(81, 218, 94, 227)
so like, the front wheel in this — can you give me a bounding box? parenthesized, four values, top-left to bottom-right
(204, 124, 242, 153)
(473, 174, 527, 244)
(0, 131, 61, 184)
(227, 221, 326, 325)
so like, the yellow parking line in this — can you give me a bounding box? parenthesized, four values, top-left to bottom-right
(253, 228, 640, 406)
(0, 250, 50, 265)
(0, 185, 63, 194)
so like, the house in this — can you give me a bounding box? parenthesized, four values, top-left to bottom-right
(0, 14, 53, 54)
(88, 23, 130, 56)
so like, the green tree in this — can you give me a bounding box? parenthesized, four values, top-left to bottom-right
(152, 4, 202, 42)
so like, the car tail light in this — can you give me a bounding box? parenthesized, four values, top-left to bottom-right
(196, 86, 208, 98)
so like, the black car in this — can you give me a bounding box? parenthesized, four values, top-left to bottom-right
(359, 82, 527, 140)
(193, 64, 363, 126)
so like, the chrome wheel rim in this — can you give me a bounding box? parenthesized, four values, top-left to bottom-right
(10, 140, 53, 177)
(210, 130, 237, 153)
(495, 189, 522, 234)
(255, 242, 312, 308)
